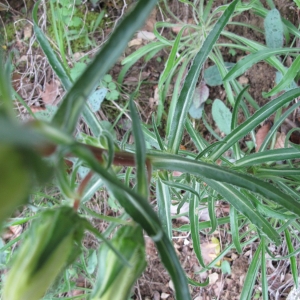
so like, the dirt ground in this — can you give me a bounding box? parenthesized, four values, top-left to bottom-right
(1, 0, 299, 299)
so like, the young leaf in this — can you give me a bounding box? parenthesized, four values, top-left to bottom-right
(212, 99, 232, 135)
(264, 9, 284, 48)
(189, 103, 204, 120)
(88, 89, 107, 112)
(204, 63, 235, 86)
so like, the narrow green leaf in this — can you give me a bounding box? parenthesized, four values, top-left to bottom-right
(189, 181, 206, 267)
(187, 277, 209, 287)
(195, 141, 226, 160)
(240, 243, 262, 300)
(167, 0, 239, 153)
(285, 228, 298, 288)
(234, 148, 300, 167)
(0, 50, 15, 119)
(33, 1, 106, 138)
(207, 196, 217, 234)
(157, 26, 185, 125)
(157, 175, 172, 240)
(255, 200, 296, 220)
(166, 57, 191, 136)
(210, 88, 300, 160)
(160, 180, 201, 204)
(149, 153, 300, 217)
(159, 27, 185, 88)
(264, 56, 300, 97)
(129, 99, 148, 198)
(155, 233, 192, 300)
(185, 119, 209, 151)
(122, 42, 165, 66)
(151, 114, 165, 151)
(230, 206, 242, 253)
(141, 124, 161, 150)
(73, 144, 161, 236)
(231, 85, 249, 130)
(261, 237, 268, 300)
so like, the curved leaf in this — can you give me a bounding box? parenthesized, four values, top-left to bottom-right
(149, 153, 300, 217)
(223, 48, 300, 81)
(234, 148, 300, 167)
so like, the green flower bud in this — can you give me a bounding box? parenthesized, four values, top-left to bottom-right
(3, 207, 84, 300)
(0, 145, 30, 223)
(91, 225, 147, 300)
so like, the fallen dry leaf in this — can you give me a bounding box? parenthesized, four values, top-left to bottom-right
(200, 238, 221, 266)
(168, 280, 175, 291)
(2, 225, 23, 240)
(137, 31, 156, 41)
(274, 132, 286, 149)
(238, 75, 249, 85)
(208, 272, 219, 285)
(23, 24, 33, 40)
(161, 292, 170, 299)
(30, 106, 46, 113)
(149, 85, 159, 109)
(152, 291, 160, 300)
(69, 290, 84, 296)
(40, 80, 60, 105)
(255, 121, 272, 152)
(128, 38, 143, 47)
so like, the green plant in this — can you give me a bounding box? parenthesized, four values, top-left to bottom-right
(2, 0, 300, 300)
(48, 0, 106, 58)
(123, 0, 300, 298)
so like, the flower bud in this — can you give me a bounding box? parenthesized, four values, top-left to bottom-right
(3, 207, 84, 300)
(91, 225, 147, 300)
(0, 145, 30, 224)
